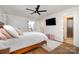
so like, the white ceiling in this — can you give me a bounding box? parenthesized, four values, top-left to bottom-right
(0, 5, 78, 18)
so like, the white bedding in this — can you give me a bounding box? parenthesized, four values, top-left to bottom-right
(19, 32, 48, 40)
(0, 32, 48, 52)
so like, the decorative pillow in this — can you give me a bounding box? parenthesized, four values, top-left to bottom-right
(46, 34, 55, 40)
(15, 28, 23, 35)
(3, 25, 19, 38)
(0, 28, 12, 39)
(0, 32, 7, 40)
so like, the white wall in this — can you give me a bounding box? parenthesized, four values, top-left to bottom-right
(45, 13, 64, 42)
(44, 7, 79, 47)
(0, 8, 7, 24)
(6, 14, 29, 31)
(6, 14, 41, 32)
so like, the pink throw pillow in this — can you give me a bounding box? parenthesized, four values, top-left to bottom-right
(46, 34, 55, 40)
(0, 28, 12, 39)
(0, 32, 7, 40)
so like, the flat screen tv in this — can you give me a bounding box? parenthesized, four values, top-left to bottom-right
(46, 18, 56, 25)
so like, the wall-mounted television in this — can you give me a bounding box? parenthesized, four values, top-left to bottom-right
(46, 18, 56, 26)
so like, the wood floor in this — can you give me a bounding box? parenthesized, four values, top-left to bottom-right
(50, 43, 77, 54)
(64, 38, 73, 44)
(26, 41, 79, 54)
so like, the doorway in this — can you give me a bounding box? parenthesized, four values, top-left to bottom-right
(64, 16, 73, 44)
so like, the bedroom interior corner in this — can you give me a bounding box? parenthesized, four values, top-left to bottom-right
(0, 5, 79, 54)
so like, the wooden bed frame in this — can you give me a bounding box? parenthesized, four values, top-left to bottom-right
(10, 40, 47, 54)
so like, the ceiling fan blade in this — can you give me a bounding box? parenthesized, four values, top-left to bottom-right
(37, 12, 41, 15)
(31, 11, 35, 14)
(36, 5, 40, 11)
(38, 10, 47, 12)
(26, 8, 34, 11)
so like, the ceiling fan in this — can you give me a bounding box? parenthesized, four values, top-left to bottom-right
(26, 5, 47, 15)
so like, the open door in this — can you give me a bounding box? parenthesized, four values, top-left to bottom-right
(64, 16, 73, 44)
(67, 17, 73, 38)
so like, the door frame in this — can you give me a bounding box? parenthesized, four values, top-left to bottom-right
(63, 16, 74, 40)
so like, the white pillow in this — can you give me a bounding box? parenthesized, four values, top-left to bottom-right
(14, 28, 23, 35)
(3, 25, 19, 38)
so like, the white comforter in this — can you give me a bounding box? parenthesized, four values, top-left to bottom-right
(19, 32, 48, 40)
(0, 32, 48, 52)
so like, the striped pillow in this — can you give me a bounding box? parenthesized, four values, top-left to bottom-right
(0, 28, 12, 39)
(0, 32, 7, 40)
(3, 25, 19, 38)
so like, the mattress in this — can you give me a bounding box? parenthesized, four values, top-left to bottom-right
(0, 32, 48, 52)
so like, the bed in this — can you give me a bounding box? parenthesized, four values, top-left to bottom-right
(0, 21, 48, 54)
(0, 32, 48, 54)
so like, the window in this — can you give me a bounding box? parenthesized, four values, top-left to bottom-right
(27, 21, 35, 31)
